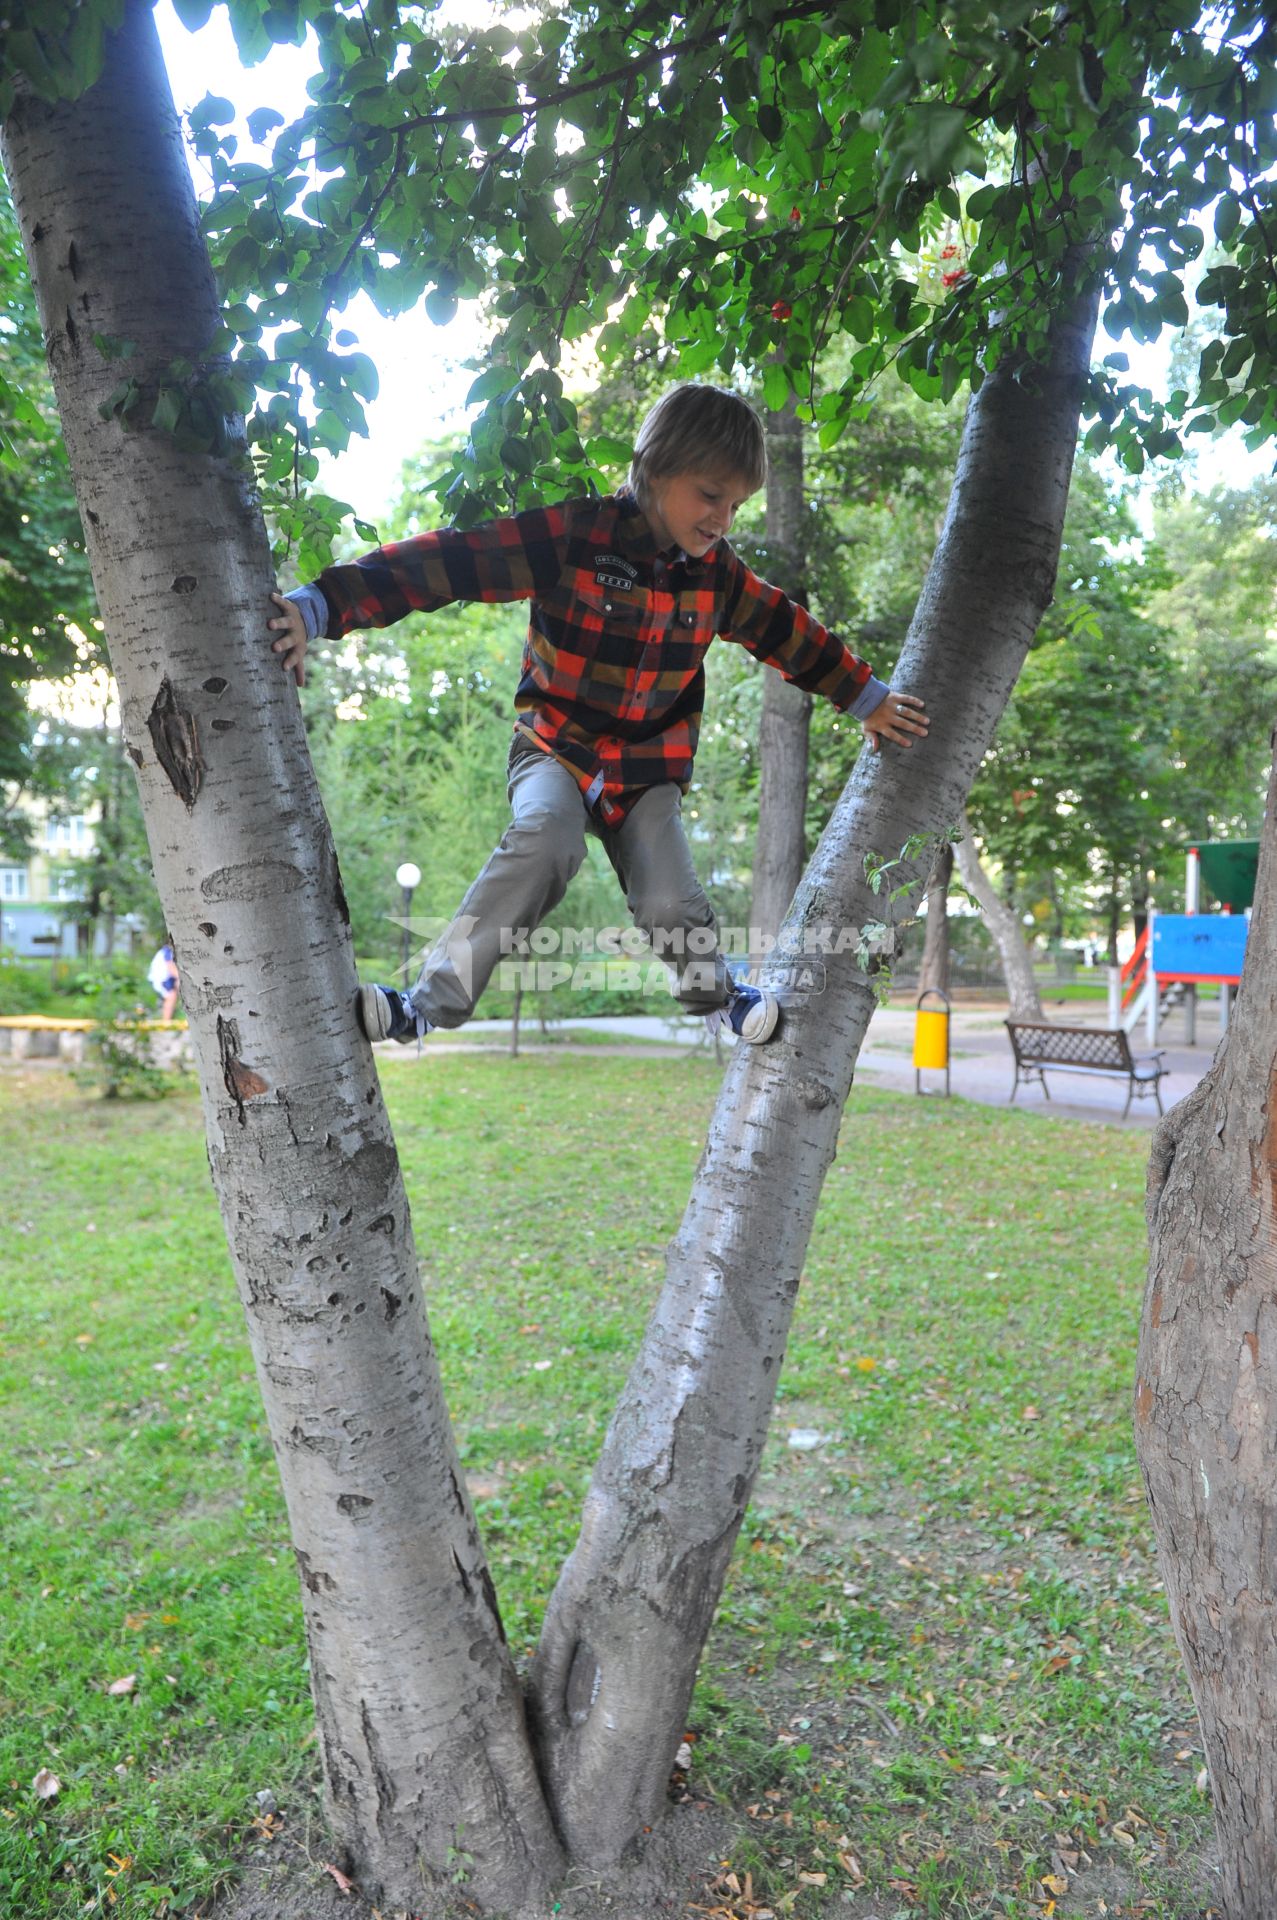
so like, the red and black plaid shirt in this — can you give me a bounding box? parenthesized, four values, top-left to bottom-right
(315, 489, 884, 823)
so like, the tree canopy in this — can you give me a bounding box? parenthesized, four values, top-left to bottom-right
(3, 1, 1274, 571)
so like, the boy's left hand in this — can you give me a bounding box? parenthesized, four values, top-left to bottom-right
(268, 591, 308, 688)
(863, 690, 928, 753)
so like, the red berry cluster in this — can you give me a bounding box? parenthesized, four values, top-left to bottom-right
(938, 243, 970, 289)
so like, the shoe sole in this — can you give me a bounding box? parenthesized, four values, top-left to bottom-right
(735, 992, 781, 1044)
(357, 984, 393, 1041)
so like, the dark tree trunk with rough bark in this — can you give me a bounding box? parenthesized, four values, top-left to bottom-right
(749, 397, 812, 965)
(1136, 736, 1277, 1920)
(0, 10, 562, 1912)
(917, 840, 954, 996)
(529, 275, 1103, 1866)
(953, 811, 1045, 1018)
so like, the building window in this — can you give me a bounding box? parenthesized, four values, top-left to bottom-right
(0, 868, 28, 900)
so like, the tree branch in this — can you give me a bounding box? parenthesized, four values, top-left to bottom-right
(394, 0, 831, 135)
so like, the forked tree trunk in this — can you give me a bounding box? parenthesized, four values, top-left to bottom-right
(749, 396, 812, 964)
(953, 810, 1045, 1018)
(529, 274, 1103, 1863)
(0, 9, 562, 1911)
(917, 839, 954, 997)
(1136, 736, 1277, 1920)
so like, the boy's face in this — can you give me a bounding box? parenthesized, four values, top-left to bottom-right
(646, 468, 757, 558)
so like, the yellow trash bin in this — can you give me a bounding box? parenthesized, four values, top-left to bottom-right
(913, 989, 951, 1095)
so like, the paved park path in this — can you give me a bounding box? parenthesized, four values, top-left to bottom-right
(433, 994, 1220, 1131)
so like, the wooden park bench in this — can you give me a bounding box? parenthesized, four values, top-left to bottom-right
(1005, 1020, 1168, 1118)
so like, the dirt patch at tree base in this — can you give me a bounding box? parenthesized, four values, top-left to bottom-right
(205, 1793, 742, 1920)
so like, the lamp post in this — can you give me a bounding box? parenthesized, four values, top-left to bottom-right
(395, 861, 421, 987)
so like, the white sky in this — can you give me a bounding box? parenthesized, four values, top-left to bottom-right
(154, 0, 492, 519)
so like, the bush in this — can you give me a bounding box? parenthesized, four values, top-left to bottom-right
(76, 988, 175, 1101)
(0, 951, 151, 1018)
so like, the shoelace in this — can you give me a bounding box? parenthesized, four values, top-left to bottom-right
(397, 990, 428, 1056)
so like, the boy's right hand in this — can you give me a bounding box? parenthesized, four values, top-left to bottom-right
(268, 592, 308, 688)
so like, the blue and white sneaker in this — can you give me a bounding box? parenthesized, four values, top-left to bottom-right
(706, 977, 780, 1045)
(357, 983, 428, 1046)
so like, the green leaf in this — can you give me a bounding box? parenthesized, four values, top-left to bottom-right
(172, 0, 214, 27)
(761, 360, 789, 412)
(246, 106, 285, 144)
(500, 434, 534, 474)
(585, 434, 633, 468)
(189, 93, 236, 130)
(152, 388, 183, 437)
(1213, 192, 1241, 243)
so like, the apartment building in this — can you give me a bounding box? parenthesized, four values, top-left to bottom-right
(0, 799, 104, 957)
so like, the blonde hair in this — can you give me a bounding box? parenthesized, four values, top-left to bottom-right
(629, 385, 767, 506)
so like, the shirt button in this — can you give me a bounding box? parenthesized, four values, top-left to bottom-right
(604, 601, 614, 613)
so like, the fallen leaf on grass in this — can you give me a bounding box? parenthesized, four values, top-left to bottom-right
(797, 1869, 826, 1885)
(107, 1674, 137, 1696)
(31, 1768, 61, 1800)
(322, 1862, 354, 1894)
(836, 1850, 864, 1883)
(1040, 1874, 1069, 1895)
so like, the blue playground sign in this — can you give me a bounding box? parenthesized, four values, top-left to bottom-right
(1152, 914, 1249, 981)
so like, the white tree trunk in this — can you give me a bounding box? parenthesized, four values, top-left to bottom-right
(1136, 737, 1277, 1920)
(0, 10, 562, 1911)
(529, 276, 1102, 1863)
(749, 397, 812, 963)
(952, 810, 1045, 1018)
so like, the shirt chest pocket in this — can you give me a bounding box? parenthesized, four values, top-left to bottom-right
(575, 581, 647, 637)
(668, 592, 713, 662)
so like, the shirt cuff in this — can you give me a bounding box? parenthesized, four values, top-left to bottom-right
(849, 674, 891, 720)
(285, 582, 330, 642)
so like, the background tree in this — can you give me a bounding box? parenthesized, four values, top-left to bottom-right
(0, 183, 98, 844)
(27, 694, 161, 951)
(748, 396, 813, 961)
(1147, 474, 1277, 845)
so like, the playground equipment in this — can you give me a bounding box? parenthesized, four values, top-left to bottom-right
(1119, 841, 1254, 1044)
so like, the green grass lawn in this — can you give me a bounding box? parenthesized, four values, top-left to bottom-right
(0, 1058, 1212, 1919)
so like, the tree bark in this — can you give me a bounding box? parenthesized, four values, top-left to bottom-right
(917, 839, 953, 997)
(1136, 735, 1277, 1920)
(0, 11, 562, 1912)
(952, 811, 1045, 1019)
(529, 276, 1102, 1863)
(749, 396, 812, 966)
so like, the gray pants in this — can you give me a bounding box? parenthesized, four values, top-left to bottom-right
(409, 748, 731, 1028)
